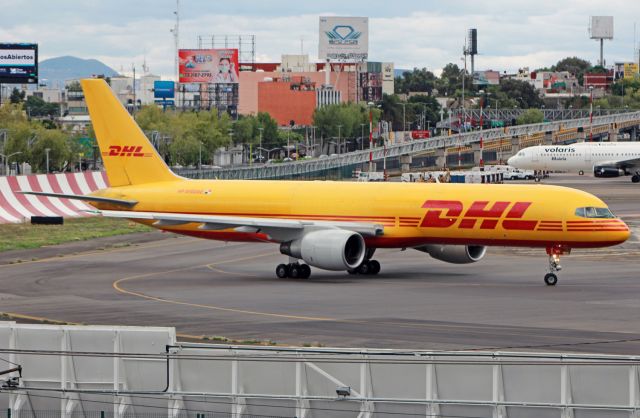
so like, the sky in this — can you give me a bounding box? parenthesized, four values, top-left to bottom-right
(1, 0, 640, 80)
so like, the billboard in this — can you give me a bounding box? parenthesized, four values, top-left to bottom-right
(319, 16, 368, 61)
(0, 43, 38, 84)
(153, 80, 175, 99)
(382, 62, 394, 81)
(624, 62, 639, 79)
(590, 16, 613, 39)
(178, 49, 238, 84)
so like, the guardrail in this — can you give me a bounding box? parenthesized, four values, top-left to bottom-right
(177, 111, 640, 180)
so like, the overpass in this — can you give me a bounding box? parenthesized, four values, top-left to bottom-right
(178, 111, 640, 180)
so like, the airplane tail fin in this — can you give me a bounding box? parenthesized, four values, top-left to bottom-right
(81, 78, 178, 187)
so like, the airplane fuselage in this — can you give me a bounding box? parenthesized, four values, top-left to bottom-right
(508, 142, 640, 172)
(91, 180, 629, 249)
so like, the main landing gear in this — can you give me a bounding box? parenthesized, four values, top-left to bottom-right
(348, 259, 381, 275)
(348, 248, 381, 276)
(632, 172, 640, 183)
(544, 246, 568, 286)
(276, 262, 311, 279)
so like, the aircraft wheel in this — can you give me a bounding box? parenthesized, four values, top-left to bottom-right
(632, 174, 640, 183)
(368, 260, 381, 275)
(276, 264, 289, 279)
(544, 273, 558, 286)
(357, 261, 371, 275)
(300, 264, 311, 279)
(289, 264, 301, 279)
(347, 268, 358, 275)
(578, 170, 584, 175)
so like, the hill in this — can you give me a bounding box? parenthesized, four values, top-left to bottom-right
(39, 56, 119, 87)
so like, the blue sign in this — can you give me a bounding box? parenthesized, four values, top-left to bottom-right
(154, 80, 175, 99)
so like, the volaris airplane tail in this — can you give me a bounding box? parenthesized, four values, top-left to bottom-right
(81, 79, 178, 187)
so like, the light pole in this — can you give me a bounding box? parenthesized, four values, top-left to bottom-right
(368, 101, 374, 172)
(337, 124, 342, 154)
(360, 123, 366, 150)
(401, 103, 407, 134)
(258, 127, 263, 162)
(45, 148, 51, 173)
(3, 151, 22, 175)
(589, 85, 594, 143)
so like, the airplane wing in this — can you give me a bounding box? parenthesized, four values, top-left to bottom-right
(593, 156, 640, 173)
(99, 210, 384, 242)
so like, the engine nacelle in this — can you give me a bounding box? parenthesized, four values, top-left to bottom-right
(280, 230, 366, 271)
(594, 166, 624, 178)
(416, 245, 487, 264)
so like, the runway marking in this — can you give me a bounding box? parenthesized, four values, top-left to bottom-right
(113, 252, 336, 322)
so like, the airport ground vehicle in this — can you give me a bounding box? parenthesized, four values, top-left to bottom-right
(22, 80, 631, 285)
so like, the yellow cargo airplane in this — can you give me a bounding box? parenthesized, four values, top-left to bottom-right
(23, 79, 631, 285)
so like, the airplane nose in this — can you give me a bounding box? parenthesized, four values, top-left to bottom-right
(507, 156, 515, 166)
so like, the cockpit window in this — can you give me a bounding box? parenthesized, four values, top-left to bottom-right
(575, 207, 615, 218)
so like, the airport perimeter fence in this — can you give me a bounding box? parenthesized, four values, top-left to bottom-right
(0, 412, 288, 418)
(5, 323, 640, 418)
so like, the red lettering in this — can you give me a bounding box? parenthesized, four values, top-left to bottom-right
(505, 202, 532, 218)
(121, 145, 136, 156)
(464, 201, 510, 218)
(420, 200, 463, 228)
(108, 145, 121, 156)
(133, 146, 144, 157)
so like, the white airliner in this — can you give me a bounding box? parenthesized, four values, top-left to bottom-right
(507, 142, 640, 183)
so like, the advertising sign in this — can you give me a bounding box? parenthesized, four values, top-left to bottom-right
(382, 62, 394, 81)
(178, 49, 239, 84)
(0, 43, 38, 84)
(319, 16, 369, 61)
(590, 16, 614, 39)
(153, 80, 175, 99)
(624, 62, 639, 79)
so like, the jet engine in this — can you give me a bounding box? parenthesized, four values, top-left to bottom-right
(280, 230, 366, 271)
(416, 245, 487, 264)
(594, 166, 624, 178)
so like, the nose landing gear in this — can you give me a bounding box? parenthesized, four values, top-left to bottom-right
(544, 246, 569, 286)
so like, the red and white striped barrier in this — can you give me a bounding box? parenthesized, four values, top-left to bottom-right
(0, 172, 109, 223)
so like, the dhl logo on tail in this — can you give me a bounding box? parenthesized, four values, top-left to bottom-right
(103, 145, 152, 158)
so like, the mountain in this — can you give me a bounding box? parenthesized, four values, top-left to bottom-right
(39, 56, 119, 88)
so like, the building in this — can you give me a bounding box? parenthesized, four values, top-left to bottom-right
(257, 77, 318, 126)
(584, 70, 614, 89)
(236, 55, 393, 117)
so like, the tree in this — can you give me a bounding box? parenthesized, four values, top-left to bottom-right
(9, 88, 25, 104)
(394, 68, 437, 95)
(312, 103, 380, 143)
(25, 95, 59, 118)
(552, 57, 592, 85)
(29, 128, 71, 172)
(516, 109, 544, 125)
(497, 79, 543, 108)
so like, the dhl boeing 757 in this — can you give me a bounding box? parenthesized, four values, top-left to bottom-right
(22, 79, 631, 286)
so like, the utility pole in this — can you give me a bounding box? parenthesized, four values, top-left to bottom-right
(368, 102, 373, 172)
(132, 64, 136, 113)
(589, 85, 594, 142)
(337, 124, 342, 154)
(258, 127, 263, 162)
(45, 148, 50, 173)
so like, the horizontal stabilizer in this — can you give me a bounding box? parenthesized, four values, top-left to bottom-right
(19, 191, 137, 208)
